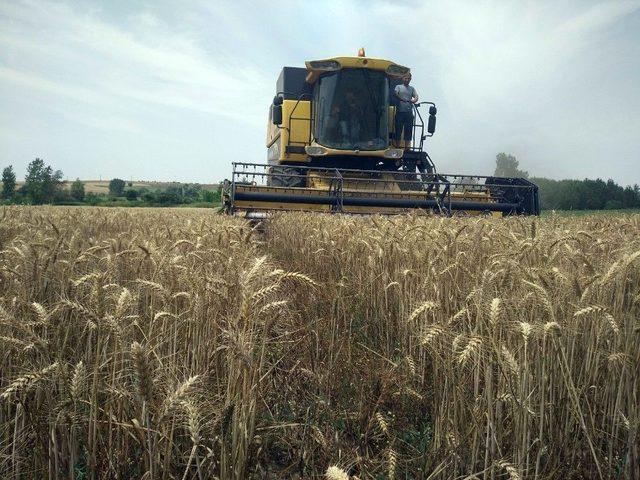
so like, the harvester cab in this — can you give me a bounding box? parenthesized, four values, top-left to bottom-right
(222, 51, 539, 217)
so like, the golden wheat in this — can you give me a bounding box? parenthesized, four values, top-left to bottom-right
(0, 206, 638, 478)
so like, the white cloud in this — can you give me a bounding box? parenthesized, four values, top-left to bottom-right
(361, 1, 640, 180)
(0, 1, 270, 121)
(0, 0, 639, 184)
(556, 0, 640, 38)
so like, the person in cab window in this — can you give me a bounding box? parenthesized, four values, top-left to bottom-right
(339, 90, 363, 148)
(394, 73, 418, 149)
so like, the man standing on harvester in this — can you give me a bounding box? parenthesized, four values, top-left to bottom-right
(394, 73, 419, 149)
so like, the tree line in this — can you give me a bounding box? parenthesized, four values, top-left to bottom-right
(494, 153, 640, 211)
(3, 156, 639, 211)
(1, 159, 220, 207)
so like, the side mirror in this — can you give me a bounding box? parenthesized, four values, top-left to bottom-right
(271, 96, 283, 125)
(427, 114, 436, 134)
(427, 105, 437, 134)
(272, 105, 282, 125)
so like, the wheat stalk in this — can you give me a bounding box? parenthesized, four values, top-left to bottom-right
(1, 362, 59, 401)
(408, 301, 438, 322)
(1, 207, 638, 479)
(325, 466, 350, 480)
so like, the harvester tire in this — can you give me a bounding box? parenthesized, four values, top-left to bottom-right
(267, 167, 307, 188)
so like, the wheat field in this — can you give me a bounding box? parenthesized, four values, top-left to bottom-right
(0, 206, 638, 479)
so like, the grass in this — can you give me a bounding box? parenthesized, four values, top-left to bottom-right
(0, 206, 638, 479)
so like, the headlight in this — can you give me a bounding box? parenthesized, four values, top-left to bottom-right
(307, 60, 341, 71)
(386, 64, 410, 77)
(305, 145, 328, 156)
(384, 148, 404, 159)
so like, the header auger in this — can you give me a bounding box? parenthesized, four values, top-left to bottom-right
(222, 51, 539, 217)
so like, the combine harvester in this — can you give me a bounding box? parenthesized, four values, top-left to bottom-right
(222, 51, 539, 217)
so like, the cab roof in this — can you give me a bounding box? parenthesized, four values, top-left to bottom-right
(304, 56, 410, 83)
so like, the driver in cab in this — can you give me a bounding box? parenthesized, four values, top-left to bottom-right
(328, 89, 363, 148)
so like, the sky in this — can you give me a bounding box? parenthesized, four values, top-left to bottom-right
(1, 0, 639, 185)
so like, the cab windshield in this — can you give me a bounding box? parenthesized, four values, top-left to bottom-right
(313, 69, 388, 151)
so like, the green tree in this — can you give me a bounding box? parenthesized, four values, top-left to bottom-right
(24, 158, 48, 203)
(494, 153, 529, 178)
(2, 165, 16, 199)
(109, 178, 126, 196)
(125, 189, 138, 201)
(530, 176, 640, 211)
(622, 186, 635, 209)
(24, 158, 63, 204)
(70, 178, 85, 201)
(200, 189, 219, 203)
(85, 192, 100, 205)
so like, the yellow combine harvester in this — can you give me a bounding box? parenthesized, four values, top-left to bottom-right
(222, 51, 539, 217)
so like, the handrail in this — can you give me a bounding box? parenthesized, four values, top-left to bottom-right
(232, 162, 531, 183)
(285, 92, 313, 147)
(410, 102, 425, 151)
